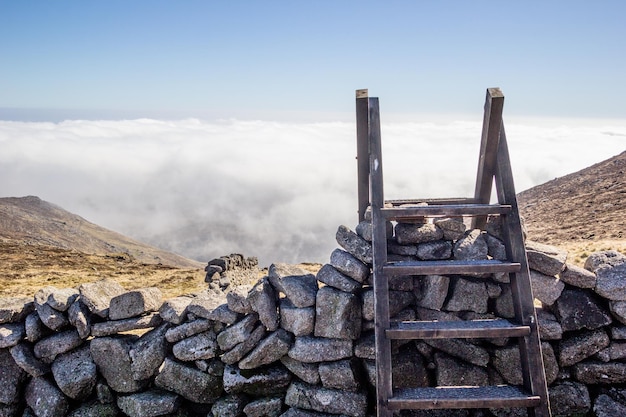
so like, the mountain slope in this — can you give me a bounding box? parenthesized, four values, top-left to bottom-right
(0, 196, 202, 269)
(518, 150, 626, 245)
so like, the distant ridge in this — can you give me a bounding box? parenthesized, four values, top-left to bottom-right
(0, 196, 202, 269)
(518, 150, 626, 245)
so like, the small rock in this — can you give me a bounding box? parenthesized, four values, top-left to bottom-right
(223, 363, 292, 396)
(117, 389, 181, 417)
(25, 377, 69, 417)
(559, 263, 597, 289)
(315, 264, 361, 293)
(530, 270, 565, 306)
(280, 299, 315, 336)
(172, 330, 218, 361)
(329, 249, 369, 283)
(288, 336, 352, 363)
(284, 381, 367, 417)
(51, 345, 97, 400)
(158, 296, 193, 324)
(525, 240, 567, 276)
(336, 225, 373, 264)
(559, 329, 610, 367)
(154, 357, 223, 403)
(314, 286, 361, 340)
(248, 278, 279, 331)
(239, 328, 293, 369)
(78, 279, 126, 318)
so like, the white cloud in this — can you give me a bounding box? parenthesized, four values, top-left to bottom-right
(1, 117, 624, 266)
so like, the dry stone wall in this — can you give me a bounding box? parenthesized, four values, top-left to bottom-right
(2, 219, 626, 417)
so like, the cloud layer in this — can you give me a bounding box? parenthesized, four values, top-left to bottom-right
(1, 117, 624, 266)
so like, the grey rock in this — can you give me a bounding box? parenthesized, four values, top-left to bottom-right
(243, 397, 283, 417)
(117, 390, 181, 417)
(218, 314, 259, 351)
(211, 394, 247, 417)
(425, 338, 489, 367)
(525, 240, 567, 276)
(223, 364, 292, 396)
(559, 329, 610, 367)
(209, 303, 240, 325)
(25, 311, 51, 342)
(285, 381, 367, 417)
(584, 250, 626, 272)
(484, 233, 507, 261)
(611, 325, 626, 339)
(593, 394, 626, 417)
(314, 286, 361, 340)
(227, 285, 254, 314)
(315, 264, 361, 293)
(172, 329, 218, 361)
(0, 322, 25, 348)
(130, 323, 169, 380)
(361, 288, 413, 321)
(248, 278, 279, 331)
(288, 336, 352, 363)
(91, 313, 163, 337)
(572, 361, 626, 384)
(559, 263, 597, 289)
(96, 381, 115, 404)
(485, 215, 503, 239)
(34, 329, 82, 362)
(492, 343, 558, 386)
(280, 356, 320, 385)
(159, 296, 192, 324)
(0, 348, 27, 404)
(453, 229, 488, 261)
(280, 299, 315, 336)
(354, 332, 375, 360)
(395, 222, 443, 245)
(109, 287, 163, 320)
(553, 288, 612, 332)
(493, 284, 515, 319)
(47, 288, 79, 312)
(90, 335, 148, 393)
(25, 377, 69, 417)
(78, 279, 126, 318)
(0, 296, 33, 324)
(221, 324, 266, 365)
(434, 217, 466, 241)
(279, 409, 346, 417)
(388, 242, 418, 256)
(597, 341, 626, 362)
(434, 352, 488, 387)
(414, 275, 450, 310)
(68, 299, 91, 339)
(355, 219, 392, 242)
(67, 402, 118, 417)
(336, 225, 373, 264)
(186, 290, 227, 320)
(444, 278, 488, 313)
(329, 249, 369, 283)
(416, 240, 453, 261)
(392, 345, 429, 389)
(34, 301, 69, 331)
(165, 318, 212, 343)
(547, 381, 590, 417)
(239, 328, 293, 369)
(530, 270, 565, 306)
(610, 300, 626, 324)
(319, 359, 360, 391)
(536, 309, 563, 340)
(595, 263, 626, 301)
(268, 267, 318, 309)
(9, 342, 50, 377)
(51, 345, 97, 400)
(154, 357, 223, 403)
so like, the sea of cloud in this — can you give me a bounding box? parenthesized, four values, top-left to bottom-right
(1, 117, 624, 266)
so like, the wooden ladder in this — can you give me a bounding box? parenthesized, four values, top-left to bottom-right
(355, 88, 551, 417)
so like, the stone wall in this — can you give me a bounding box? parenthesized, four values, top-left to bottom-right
(2, 218, 626, 417)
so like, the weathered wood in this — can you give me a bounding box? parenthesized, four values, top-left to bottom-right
(473, 88, 504, 229)
(387, 319, 530, 339)
(368, 97, 393, 417)
(383, 259, 520, 277)
(495, 128, 552, 417)
(388, 386, 541, 410)
(382, 203, 511, 220)
(356, 89, 370, 223)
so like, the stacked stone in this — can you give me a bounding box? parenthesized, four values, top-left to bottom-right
(3, 225, 626, 417)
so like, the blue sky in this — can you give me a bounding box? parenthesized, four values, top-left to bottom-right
(1, 2, 625, 265)
(2, 1, 625, 120)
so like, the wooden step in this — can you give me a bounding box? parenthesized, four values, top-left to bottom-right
(387, 319, 530, 339)
(383, 259, 520, 277)
(387, 386, 541, 410)
(381, 203, 511, 220)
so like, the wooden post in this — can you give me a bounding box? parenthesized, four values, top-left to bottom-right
(472, 88, 504, 229)
(356, 89, 370, 223)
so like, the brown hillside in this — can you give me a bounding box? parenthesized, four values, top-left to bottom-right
(518, 150, 626, 261)
(0, 196, 202, 269)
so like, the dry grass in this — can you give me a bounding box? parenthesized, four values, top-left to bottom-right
(559, 239, 626, 267)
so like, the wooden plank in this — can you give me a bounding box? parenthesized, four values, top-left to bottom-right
(381, 204, 511, 220)
(387, 319, 530, 339)
(356, 89, 370, 223)
(386, 197, 477, 206)
(383, 259, 520, 277)
(368, 97, 393, 417)
(388, 386, 541, 410)
(473, 88, 504, 229)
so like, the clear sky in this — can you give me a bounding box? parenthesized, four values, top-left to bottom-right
(1, 0, 626, 120)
